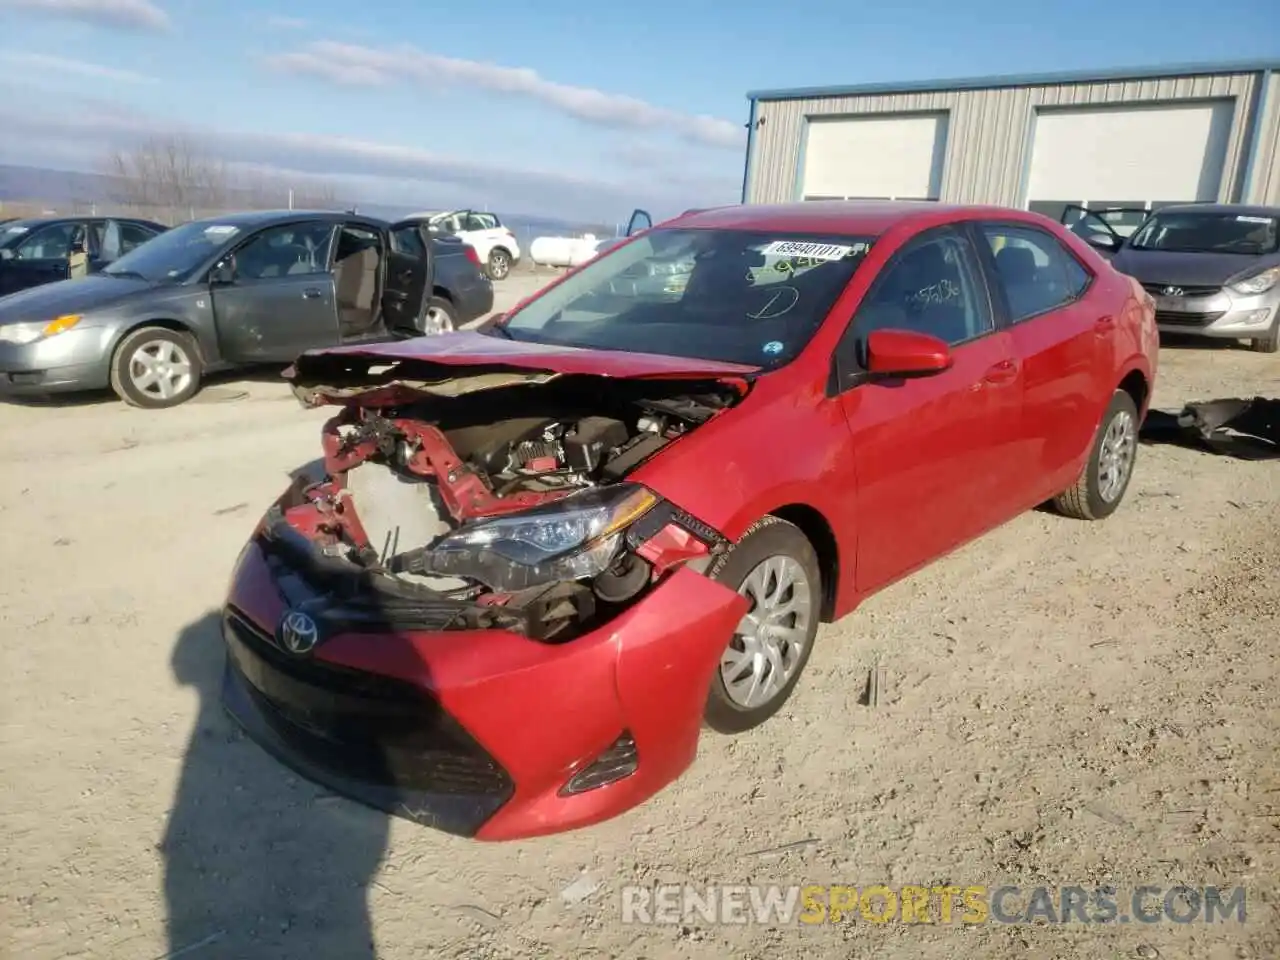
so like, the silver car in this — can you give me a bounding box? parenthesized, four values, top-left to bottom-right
(1064, 203, 1280, 353)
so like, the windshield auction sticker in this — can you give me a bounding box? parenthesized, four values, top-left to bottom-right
(760, 241, 857, 261)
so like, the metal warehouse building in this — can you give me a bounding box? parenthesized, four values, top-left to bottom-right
(740, 59, 1280, 220)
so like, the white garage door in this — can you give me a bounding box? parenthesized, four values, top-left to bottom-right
(800, 113, 948, 201)
(1025, 100, 1234, 225)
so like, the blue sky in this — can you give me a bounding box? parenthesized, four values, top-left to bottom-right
(0, 0, 1277, 221)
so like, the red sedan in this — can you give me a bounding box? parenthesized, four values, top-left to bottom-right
(221, 201, 1158, 840)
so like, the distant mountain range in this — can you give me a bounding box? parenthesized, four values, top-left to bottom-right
(0, 164, 613, 241)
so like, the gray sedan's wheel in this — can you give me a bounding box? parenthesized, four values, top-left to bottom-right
(487, 248, 511, 281)
(1249, 325, 1279, 353)
(423, 296, 458, 335)
(705, 516, 821, 734)
(1053, 390, 1138, 520)
(109, 326, 202, 409)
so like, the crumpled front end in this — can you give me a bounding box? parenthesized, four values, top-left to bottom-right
(221, 352, 754, 838)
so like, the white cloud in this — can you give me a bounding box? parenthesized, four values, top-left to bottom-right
(0, 0, 171, 31)
(264, 41, 745, 150)
(0, 50, 154, 82)
(0, 90, 740, 220)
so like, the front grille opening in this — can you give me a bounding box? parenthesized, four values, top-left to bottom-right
(223, 607, 514, 798)
(560, 732, 639, 796)
(1155, 310, 1225, 327)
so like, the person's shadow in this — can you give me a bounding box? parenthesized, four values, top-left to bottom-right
(161, 612, 388, 959)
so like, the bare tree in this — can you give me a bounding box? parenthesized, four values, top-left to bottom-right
(106, 134, 230, 223)
(105, 136, 343, 221)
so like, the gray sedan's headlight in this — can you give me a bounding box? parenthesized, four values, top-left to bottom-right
(1230, 266, 1280, 296)
(419, 484, 660, 591)
(0, 313, 84, 345)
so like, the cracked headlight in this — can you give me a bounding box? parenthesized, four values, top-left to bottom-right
(421, 484, 659, 591)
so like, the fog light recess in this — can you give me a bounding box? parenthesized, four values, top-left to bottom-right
(560, 732, 639, 796)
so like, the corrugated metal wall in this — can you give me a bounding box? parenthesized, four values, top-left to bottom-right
(1251, 72, 1280, 206)
(746, 71, 1278, 207)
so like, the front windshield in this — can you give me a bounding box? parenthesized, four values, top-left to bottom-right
(1129, 211, 1279, 255)
(102, 220, 242, 281)
(502, 228, 876, 367)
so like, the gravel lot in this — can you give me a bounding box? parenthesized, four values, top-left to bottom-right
(1, 294, 1276, 960)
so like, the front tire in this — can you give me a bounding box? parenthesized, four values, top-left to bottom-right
(1053, 390, 1139, 520)
(1249, 326, 1279, 353)
(487, 248, 512, 281)
(109, 326, 202, 408)
(704, 517, 822, 734)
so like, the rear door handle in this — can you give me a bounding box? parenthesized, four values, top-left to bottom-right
(1094, 315, 1116, 336)
(302, 288, 324, 299)
(982, 359, 1018, 385)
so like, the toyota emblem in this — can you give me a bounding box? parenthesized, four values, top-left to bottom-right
(277, 610, 319, 655)
(1162, 286, 1185, 297)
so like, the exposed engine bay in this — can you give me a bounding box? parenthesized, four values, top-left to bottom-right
(262, 374, 744, 641)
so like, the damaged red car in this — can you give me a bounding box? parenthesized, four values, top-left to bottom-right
(221, 202, 1158, 840)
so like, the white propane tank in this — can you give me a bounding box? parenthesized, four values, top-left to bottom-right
(529, 233, 608, 268)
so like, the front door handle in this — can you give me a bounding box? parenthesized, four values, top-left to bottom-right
(302, 288, 324, 299)
(982, 359, 1018, 385)
(1094, 315, 1116, 336)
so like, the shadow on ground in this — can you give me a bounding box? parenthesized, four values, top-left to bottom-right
(161, 612, 388, 959)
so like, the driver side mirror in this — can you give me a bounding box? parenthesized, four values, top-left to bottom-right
(0, 248, 12, 261)
(209, 259, 236, 285)
(865, 329, 952, 377)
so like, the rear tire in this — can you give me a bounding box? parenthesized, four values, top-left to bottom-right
(704, 517, 822, 734)
(423, 295, 458, 334)
(1053, 390, 1139, 520)
(487, 248, 512, 281)
(109, 326, 202, 409)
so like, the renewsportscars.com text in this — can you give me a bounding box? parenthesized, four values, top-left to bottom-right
(620, 884, 1247, 926)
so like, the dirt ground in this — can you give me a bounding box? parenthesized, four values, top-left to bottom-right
(1, 301, 1276, 960)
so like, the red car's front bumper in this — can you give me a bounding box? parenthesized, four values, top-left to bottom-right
(222, 542, 747, 841)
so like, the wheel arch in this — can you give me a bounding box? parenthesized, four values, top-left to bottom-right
(109, 317, 209, 364)
(1117, 366, 1150, 419)
(764, 503, 840, 623)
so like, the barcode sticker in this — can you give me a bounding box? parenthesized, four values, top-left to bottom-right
(760, 241, 856, 261)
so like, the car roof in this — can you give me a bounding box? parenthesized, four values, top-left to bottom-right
(186, 209, 385, 229)
(1144, 202, 1280, 219)
(666, 200, 1035, 236)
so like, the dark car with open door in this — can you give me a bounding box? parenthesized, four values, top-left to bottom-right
(0, 215, 166, 296)
(1062, 203, 1280, 353)
(0, 209, 490, 407)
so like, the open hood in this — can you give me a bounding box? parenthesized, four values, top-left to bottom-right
(284, 332, 760, 406)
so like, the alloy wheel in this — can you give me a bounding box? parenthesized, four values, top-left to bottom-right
(1098, 409, 1136, 502)
(128, 339, 193, 402)
(720, 556, 813, 709)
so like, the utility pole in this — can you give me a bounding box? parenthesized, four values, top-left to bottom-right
(288, 188, 295, 210)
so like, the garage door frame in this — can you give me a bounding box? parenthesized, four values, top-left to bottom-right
(1015, 96, 1239, 210)
(792, 109, 952, 201)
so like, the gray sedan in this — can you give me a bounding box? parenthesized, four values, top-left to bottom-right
(1064, 203, 1280, 353)
(0, 209, 495, 407)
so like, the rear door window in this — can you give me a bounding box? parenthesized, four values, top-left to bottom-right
(980, 224, 1092, 323)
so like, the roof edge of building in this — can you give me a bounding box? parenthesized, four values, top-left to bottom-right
(746, 58, 1280, 103)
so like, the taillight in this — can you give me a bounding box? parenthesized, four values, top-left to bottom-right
(463, 244, 481, 266)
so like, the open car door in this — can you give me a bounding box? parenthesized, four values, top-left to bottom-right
(1060, 204, 1150, 258)
(383, 219, 435, 337)
(625, 209, 653, 237)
